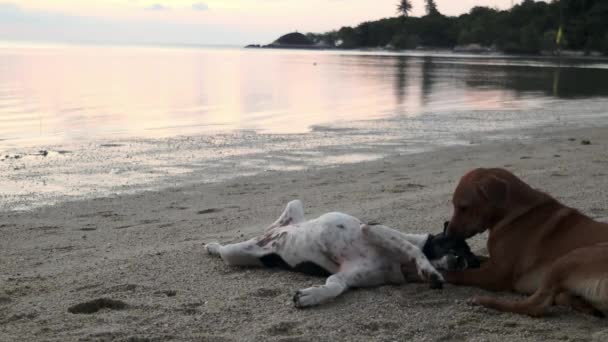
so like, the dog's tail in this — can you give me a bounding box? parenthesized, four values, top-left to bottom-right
(474, 284, 558, 317)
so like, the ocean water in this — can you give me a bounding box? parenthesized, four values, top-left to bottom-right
(1, 42, 608, 210)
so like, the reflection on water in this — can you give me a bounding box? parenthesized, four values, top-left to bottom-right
(2, 43, 608, 211)
(2, 43, 608, 147)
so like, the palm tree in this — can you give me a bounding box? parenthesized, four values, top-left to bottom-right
(397, 0, 413, 17)
(425, 0, 439, 15)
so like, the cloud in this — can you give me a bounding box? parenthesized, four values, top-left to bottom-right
(0, 2, 19, 12)
(0, 2, 272, 46)
(192, 2, 209, 11)
(0, 2, 24, 20)
(145, 3, 169, 11)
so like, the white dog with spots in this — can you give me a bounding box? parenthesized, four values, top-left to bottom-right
(206, 200, 461, 308)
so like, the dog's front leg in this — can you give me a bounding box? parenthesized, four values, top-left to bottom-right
(444, 260, 510, 292)
(362, 224, 443, 287)
(292, 273, 349, 308)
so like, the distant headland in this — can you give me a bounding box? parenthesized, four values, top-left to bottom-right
(246, 32, 334, 50)
(246, 0, 608, 56)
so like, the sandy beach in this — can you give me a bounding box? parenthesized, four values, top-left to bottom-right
(2, 124, 608, 342)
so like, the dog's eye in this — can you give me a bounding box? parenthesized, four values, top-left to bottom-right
(459, 205, 468, 212)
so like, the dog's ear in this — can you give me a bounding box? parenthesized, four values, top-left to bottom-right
(475, 175, 508, 208)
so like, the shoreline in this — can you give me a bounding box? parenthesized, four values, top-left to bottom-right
(245, 45, 608, 61)
(5, 40, 608, 62)
(2, 123, 608, 341)
(3, 97, 608, 213)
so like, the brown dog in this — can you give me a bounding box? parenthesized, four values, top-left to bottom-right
(444, 168, 608, 317)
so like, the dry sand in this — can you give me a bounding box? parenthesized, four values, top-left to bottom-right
(2, 125, 608, 342)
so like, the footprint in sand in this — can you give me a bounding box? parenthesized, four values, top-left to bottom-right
(265, 321, 301, 336)
(177, 302, 203, 315)
(28, 225, 60, 232)
(251, 288, 281, 298)
(198, 208, 223, 215)
(68, 298, 128, 314)
(550, 172, 568, 177)
(168, 205, 189, 210)
(153, 290, 177, 297)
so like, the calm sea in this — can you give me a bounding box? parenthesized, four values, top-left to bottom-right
(1, 42, 608, 210)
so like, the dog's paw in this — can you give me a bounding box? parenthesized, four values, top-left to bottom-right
(205, 242, 221, 255)
(428, 273, 444, 290)
(293, 287, 324, 308)
(417, 262, 445, 288)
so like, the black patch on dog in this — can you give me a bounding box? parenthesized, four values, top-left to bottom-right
(259, 253, 331, 277)
(259, 253, 291, 268)
(423, 221, 480, 270)
(292, 262, 332, 277)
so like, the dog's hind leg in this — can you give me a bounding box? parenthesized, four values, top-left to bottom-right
(473, 282, 558, 317)
(472, 245, 608, 317)
(206, 200, 305, 267)
(362, 224, 444, 288)
(267, 200, 305, 231)
(206, 239, 266, 267)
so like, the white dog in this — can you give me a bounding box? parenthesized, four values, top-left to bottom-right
(206, 200, 477, 308)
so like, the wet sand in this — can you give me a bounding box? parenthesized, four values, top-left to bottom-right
(2, 125, 608, 341)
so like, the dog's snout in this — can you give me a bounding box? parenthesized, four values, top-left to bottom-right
(445, 221, 467, 239)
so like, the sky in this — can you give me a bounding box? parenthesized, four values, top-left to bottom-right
(1, 1, 527, 46)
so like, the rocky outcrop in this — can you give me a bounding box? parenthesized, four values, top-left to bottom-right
(246, 32, 333, 50)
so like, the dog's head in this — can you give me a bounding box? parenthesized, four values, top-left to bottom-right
(423, 221, 480, 270)
(446, 168, 511, 239)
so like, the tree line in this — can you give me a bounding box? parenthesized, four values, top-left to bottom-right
(306, 0, 608, 55)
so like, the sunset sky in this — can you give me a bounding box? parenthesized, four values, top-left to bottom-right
(1, 1, 529, 45)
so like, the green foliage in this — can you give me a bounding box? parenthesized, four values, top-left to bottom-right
(397, 0, 413, 17)
(542, 30, 559, 51)
(390, 33, 420, 50)
(306, 0, 608, 55)
(275, 32, 313, 45)
(603, 33, 608, 55)
(520, 24, 542, 53)
(425, 0, 439, 16)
